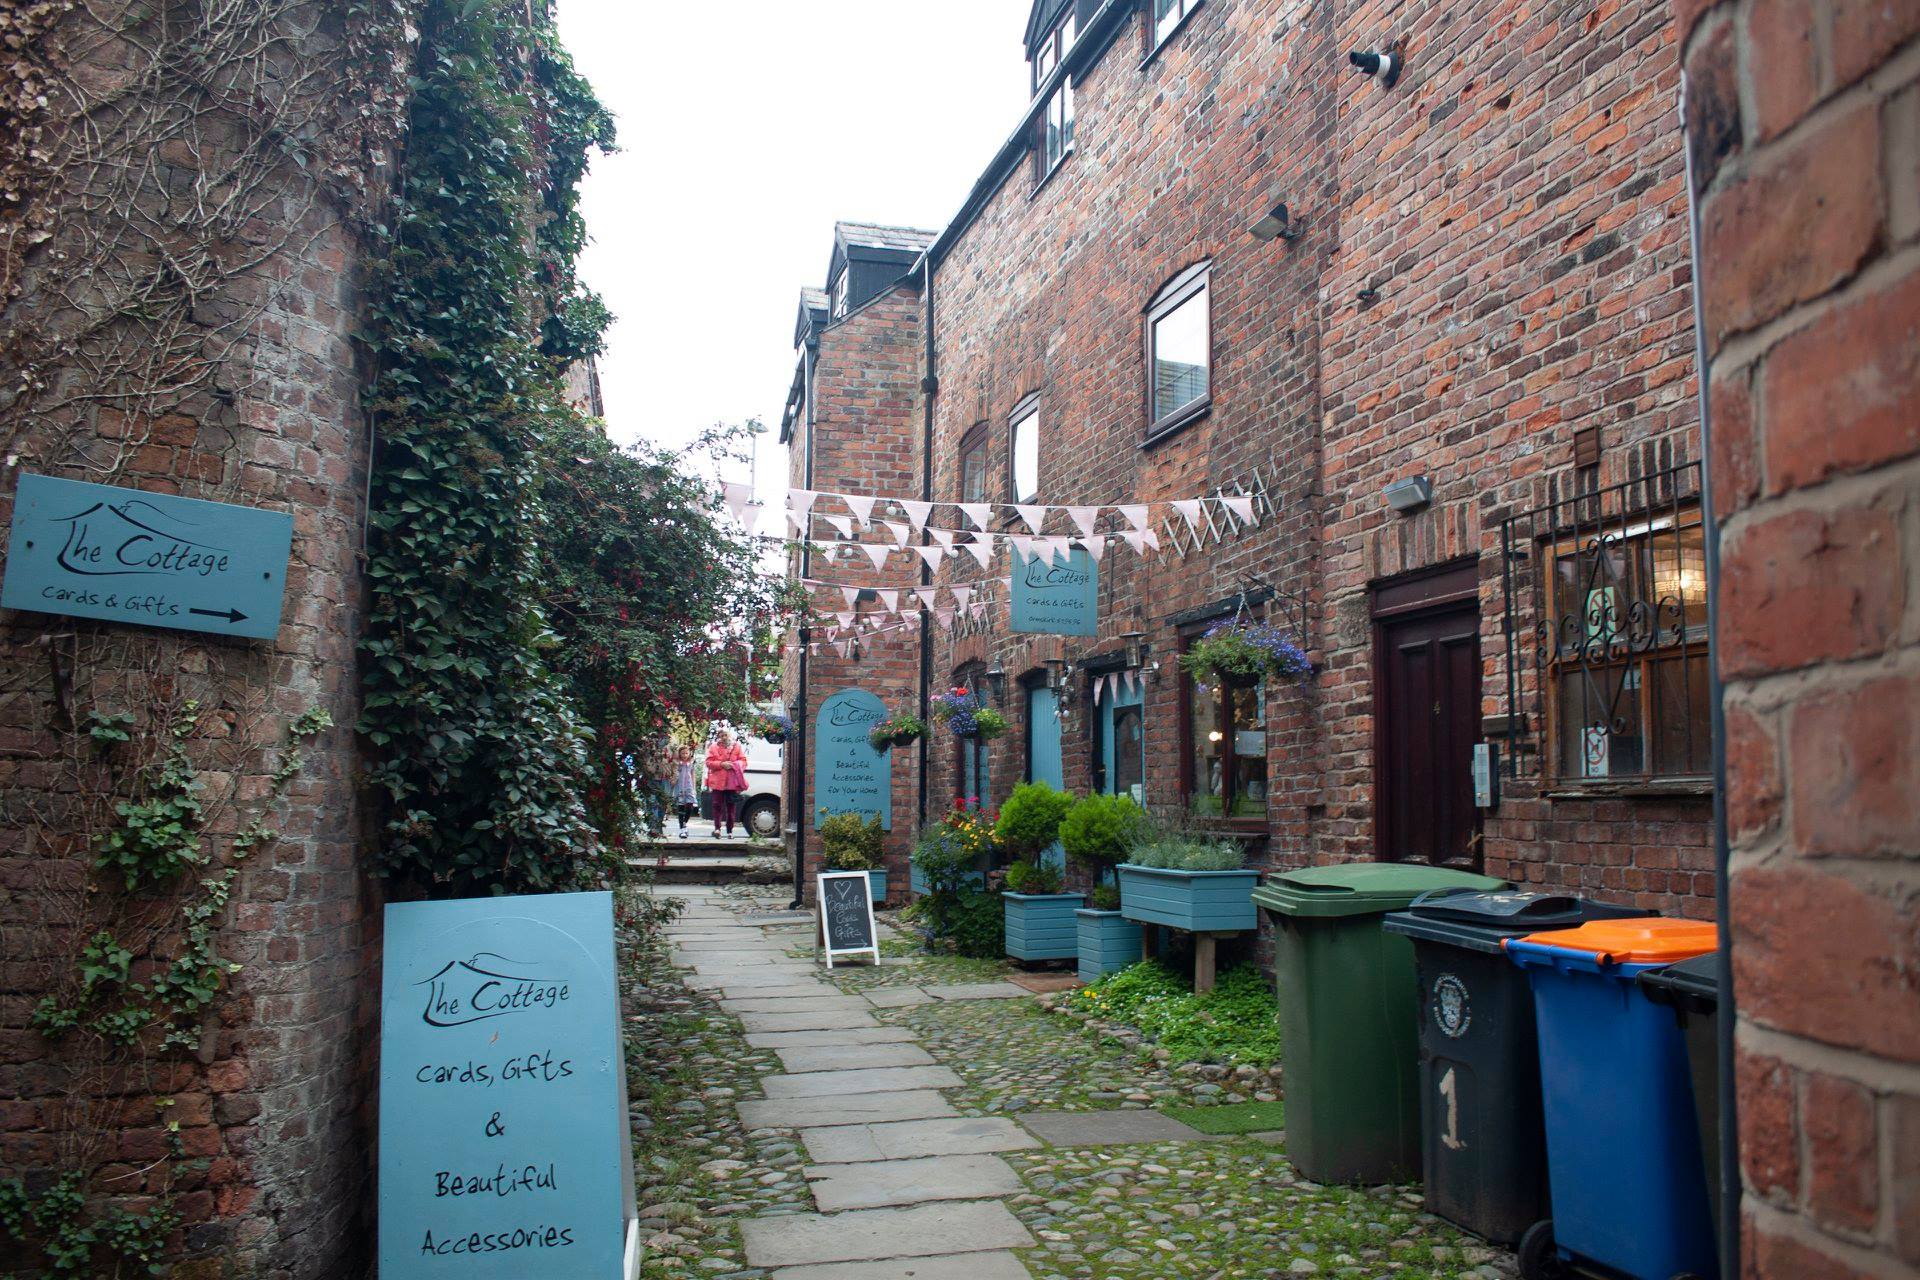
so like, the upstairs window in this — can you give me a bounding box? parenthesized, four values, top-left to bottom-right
(1147, 263, 1211, 438)
(1032, 10, 1076, 179)
(831, 271, 848, 318)
(1008, 400, 1040, 504)
(1153, 0, 1200, 48)
(959, 424, 991, 505)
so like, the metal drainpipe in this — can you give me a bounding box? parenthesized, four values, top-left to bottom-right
(917, 254, 936, 830)
(1679, 71, 1740, 1278)
(789, 343, 818, 911)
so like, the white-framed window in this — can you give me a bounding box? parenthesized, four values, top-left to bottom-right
(1009, 400, 1040, 504)
(1147, 263, 1210, 436)
(831, 271, 848, 318)
(1152, 0, 1199, 47)
(1032, 10, 1076, 178)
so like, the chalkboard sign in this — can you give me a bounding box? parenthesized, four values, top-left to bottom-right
(818, 871, 880, 968)
(378, 891, 639, 1279)
(814, 688, 891, 829)
(2, 472, 293, 639)
(1010, 546, 1098, 636)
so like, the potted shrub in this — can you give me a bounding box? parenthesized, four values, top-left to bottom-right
(996, 783, 1081, 961)
(1061, 793, 1144, 981)
(1001, 858, 1083, 962)
(1117, 826, 1260, 933)
(867, 711, 925, 752)
(1179, 620, 1312, 686)
(909, 800, 994, 896)
(819, 811, 888, 903)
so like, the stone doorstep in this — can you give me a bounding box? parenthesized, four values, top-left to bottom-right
(737, 1009, 882, 1034)
(760, 1065, 961, 1099)
(739, 1199, 1035, 1268)
(1016, 1108, 1224, 1147)
(775, 1043, 935, 1073)
(736, 1090, 957, 1131)
(769, 1250, 1033, 1280)
(803, 1152, 1025, 1212)
(800, 1116, 1041, 1165)
(743, 1027, 921, 1049)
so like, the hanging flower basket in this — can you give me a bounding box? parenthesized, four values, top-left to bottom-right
(751, 712, 793, 744)
(932, 688, 1008, 740)
(868, 712, 925, 751)
(1179, 621, 1312, 686)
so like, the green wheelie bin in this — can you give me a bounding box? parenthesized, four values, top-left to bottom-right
(1253, 863, 1508, 1184)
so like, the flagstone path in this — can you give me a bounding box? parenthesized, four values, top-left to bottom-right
(637, 885, 1516, 1280)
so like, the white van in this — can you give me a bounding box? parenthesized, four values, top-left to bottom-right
(735, 732, 784, 839)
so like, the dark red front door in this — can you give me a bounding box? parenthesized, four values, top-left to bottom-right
(1376, 596, 1482, 869)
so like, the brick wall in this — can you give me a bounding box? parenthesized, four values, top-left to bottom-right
(786, 285, 927, 901)
(0, 8, 382, 1275)
(1679, 1, 1920, 1274)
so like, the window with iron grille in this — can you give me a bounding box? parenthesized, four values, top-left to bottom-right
(1500, 460, 1711, 788)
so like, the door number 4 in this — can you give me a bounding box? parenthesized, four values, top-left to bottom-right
(1439, 1067, 1467, 1152)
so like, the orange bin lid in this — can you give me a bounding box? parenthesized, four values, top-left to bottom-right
(1513, 917, 1719, 965)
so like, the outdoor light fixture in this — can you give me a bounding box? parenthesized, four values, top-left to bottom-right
(1349, 47, 1402, 88)
(1119, 629, 1149, 670)
(984, 664, 1008, 704)
(1249, 199, 1302, 242)
(1384, 475, 1433, 514)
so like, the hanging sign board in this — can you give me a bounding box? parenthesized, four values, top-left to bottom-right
(1, 472, 292, 640)
(378, 891, 639, 1280)
(817, 871, 880, 968)
(813, 688, 891, 829)
(1010, 546, 1097, 636)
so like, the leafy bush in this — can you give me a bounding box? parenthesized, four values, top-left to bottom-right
(1088, 883, 1121, 911)
(1123, 812, 1247, 871)
(1069, 960, 1280, 1067)
(819, 813, 883, 870)
(946, 890, 1006, 958)
(994, 782, 1073, 859)
(1179, 620, 1311, 685)
(1059, 793, 1143, 874)
(912, 802, 995, 893)
(1004, 859, 1064, 894)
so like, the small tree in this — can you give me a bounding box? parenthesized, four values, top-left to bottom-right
(1060, 793, 1143, 887)
(993, 782, 1074, 862)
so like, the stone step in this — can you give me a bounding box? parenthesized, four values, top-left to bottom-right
(737, 1089, 956, 1131)
(775, 1043, 935, 1073)
(800, 1116, 1040, 1164)
(770, 1252, 1032, 1280)
(738, 1008, 882, 1034)
(761, 1065, 961, 1099)
(803, 1153, 1024, 1212)
(744, 1027, 920, 1050)
(739, 1199, 1035, 1269)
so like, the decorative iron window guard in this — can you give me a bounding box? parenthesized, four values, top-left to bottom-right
(1498, 459, 1709, 787)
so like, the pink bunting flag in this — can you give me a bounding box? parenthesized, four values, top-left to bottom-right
(844, 494, 876, 526)
(722, 481, 755, 523)
(787, 489, 817, 515)
(929, 528, 956, 549)
(897, 499, 933, 529)
(1219, 494, 1256, 525)
(1014, 504, 1048, 535)
(1082, 537, 1106, 564)
(881, 519, 912, 547)
(786, 509, 808, 534)
(913, 545, 949, 572)
(823, 513, 853, 538)
(935, 608, 954, 629)
(1119, 529, 1149, 555)
(1094, 673, 1108, 705)
(834, 611, 854, 629)
(965, 540, 995, 569)
(958, 503, 993, 530)
(838, 586, 861, 610)
(877, 589, 899, 612)
(1116, 504, 1151, 532)
(861, 543, 892, 571)
(1007, 534, 1034, 559)
(1142, 526, 1160, 550)
(913, 586, 939, 610)
(741, 501, 765, 533)
(1173, 498, 1204, 533)
(949, 585, 974, 611)
(1066, 506, 1100, 539)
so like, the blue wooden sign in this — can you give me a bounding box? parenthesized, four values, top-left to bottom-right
(2, 472, 292, 640)
(1010, 546, 1098, 636)
(379, 891, 638, 1280)
(814, 688, 891, 829)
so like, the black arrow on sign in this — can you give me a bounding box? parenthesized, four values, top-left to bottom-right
(190, 607, 248, 624)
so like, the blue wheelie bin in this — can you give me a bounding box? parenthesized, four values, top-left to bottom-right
(1506, 918, 1720, 1280)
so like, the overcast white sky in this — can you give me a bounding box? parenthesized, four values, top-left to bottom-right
(555, 0, 1035, 507)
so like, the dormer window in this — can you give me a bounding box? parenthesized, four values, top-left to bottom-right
(830, 271, 848, 319)
(1031, 9, 1076, 180)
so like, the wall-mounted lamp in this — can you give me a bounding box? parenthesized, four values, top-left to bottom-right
(1043, 657, 1070, 694)
(1249, 199, 1303, 242)
(984, 664, 1008, 704)
(1383, 475, 1433, 514)
(1349, 47, 1403, 89)
(1119, 630, 1149, 670)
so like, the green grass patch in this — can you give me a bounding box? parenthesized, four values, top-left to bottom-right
(1165, 1099, 1287, 1135)
(1066, 960, 1282, 1067)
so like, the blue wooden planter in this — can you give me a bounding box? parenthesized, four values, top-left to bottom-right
(1117, 865, 1260, 933)
(869, 869, 888, 904)
(1004, 892, 1086, 962)
(1076, 908, 1138, 983)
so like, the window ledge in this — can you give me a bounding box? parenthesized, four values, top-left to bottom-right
(1141, 398, 1211, 450)
(1541, 779, 1714, 801)
(1030, 145, 1075, 200)
(1140, 0, 1206, 70)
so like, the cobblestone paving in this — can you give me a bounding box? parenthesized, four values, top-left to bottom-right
(1008, 1143, 1514, 1279)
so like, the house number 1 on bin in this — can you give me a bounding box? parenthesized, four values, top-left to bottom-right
(1438, 1068, 1466, 1152)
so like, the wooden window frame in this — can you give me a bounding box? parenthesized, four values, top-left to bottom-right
(1177, 622, 1267, 830)
(1007, 395, 1040, 505)
(957, 422, 991, 506)
(1143, 262, 1212, 446)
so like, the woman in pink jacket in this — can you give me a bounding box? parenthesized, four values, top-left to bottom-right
(704, 729, 749, 839)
